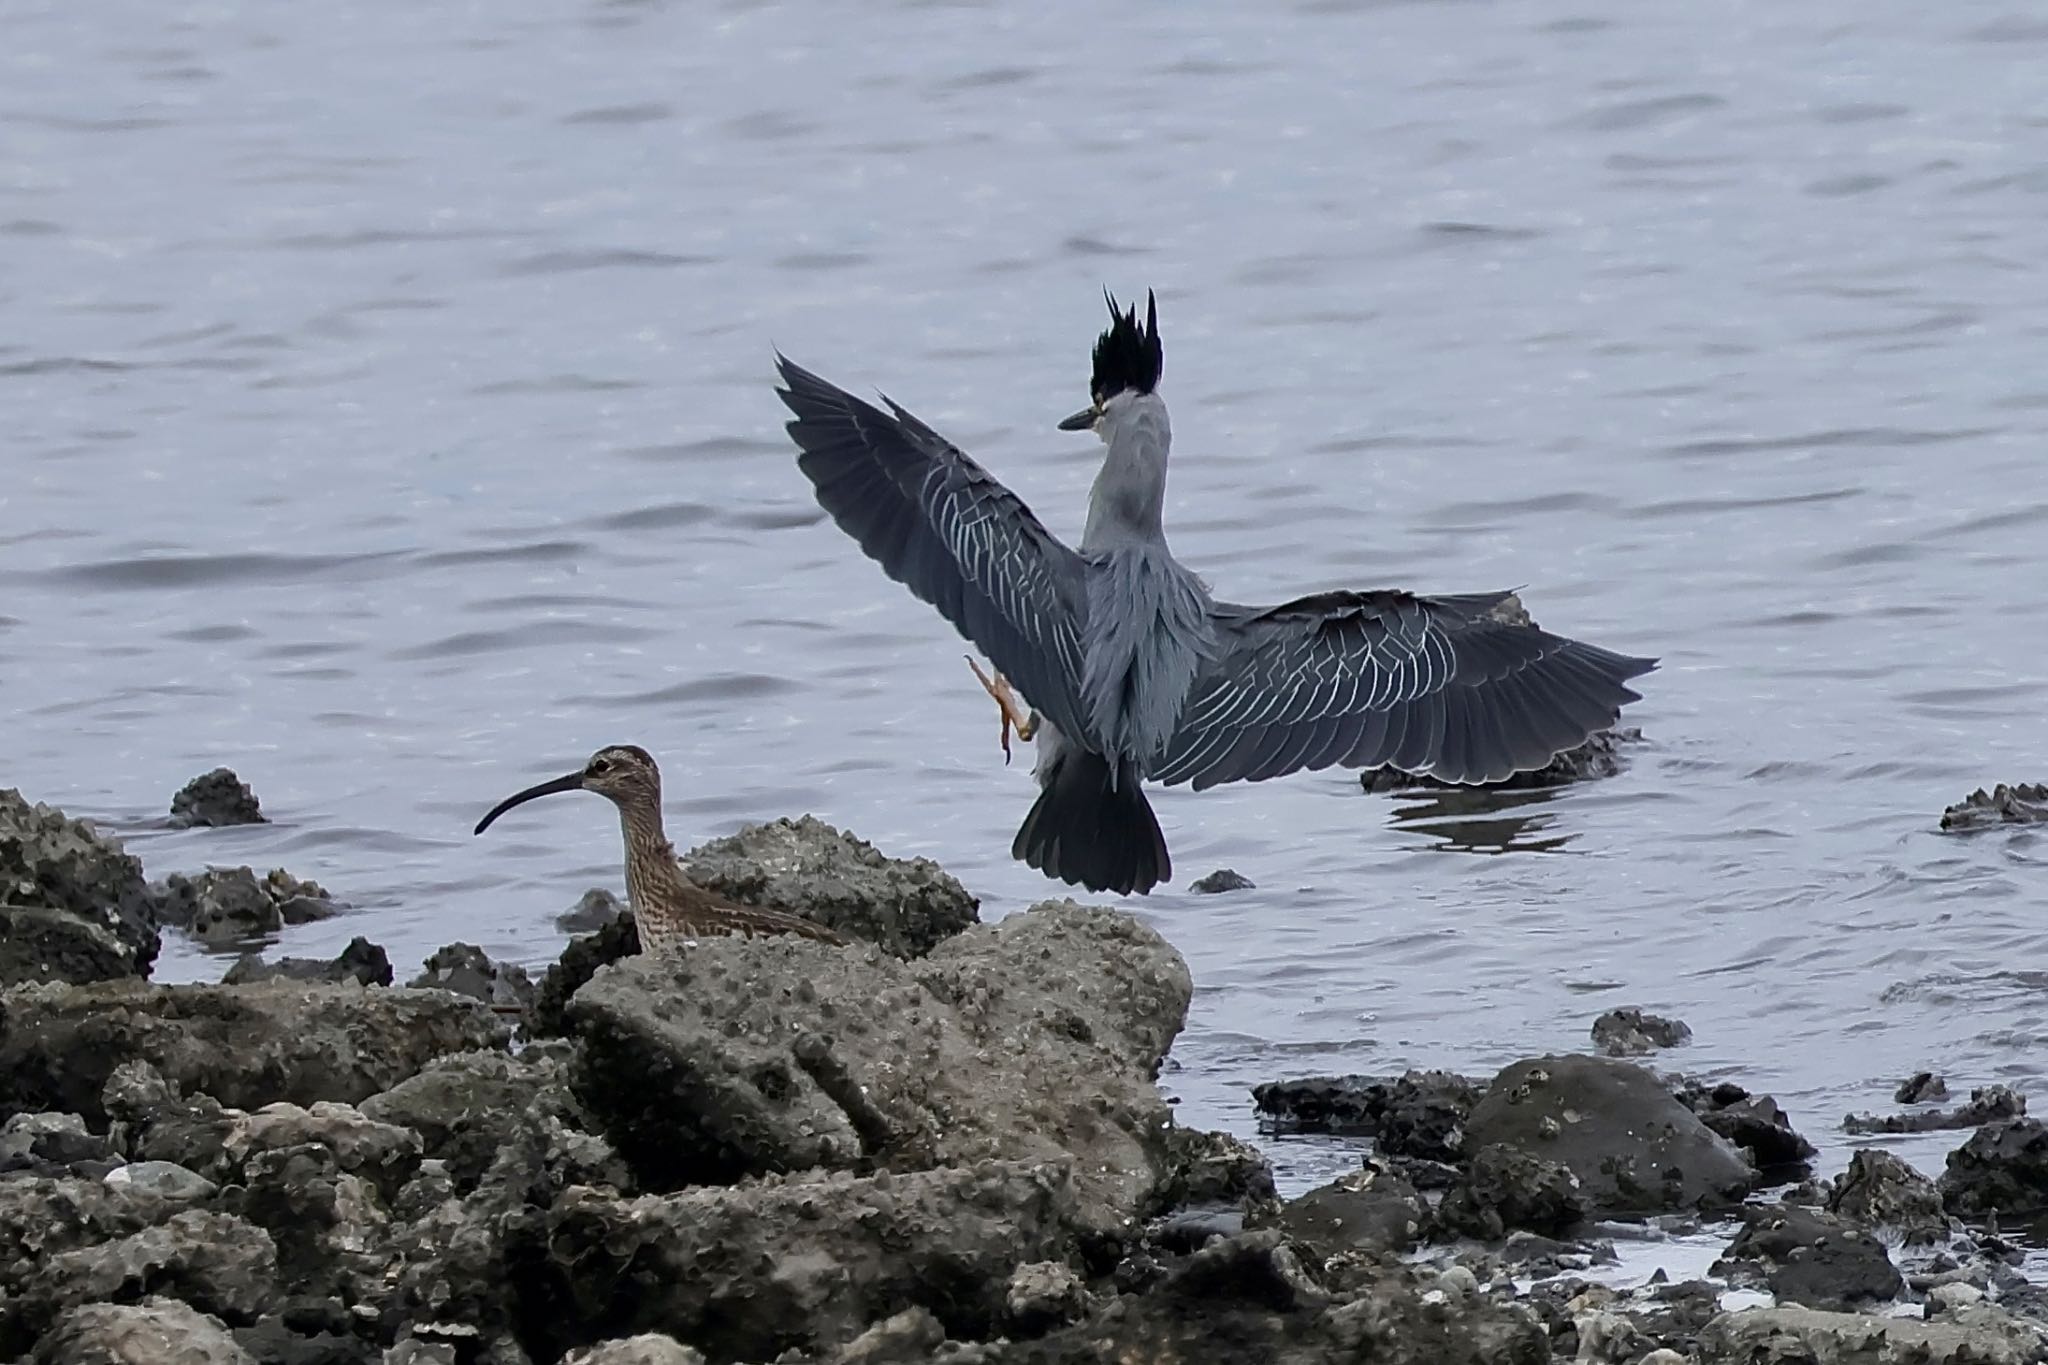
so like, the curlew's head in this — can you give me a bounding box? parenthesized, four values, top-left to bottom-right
(473, 744, 662, 834)
(1059, 289, 1162, 439)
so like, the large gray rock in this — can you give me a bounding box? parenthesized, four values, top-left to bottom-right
(1463, 1055, 1753, 1214)
(0, 789, 158, 982)
(1826, 1148, 1950, 1244)
(32, 1298, 256, 1365)
(1698, 1304, 2043, 1365)
(0, 979, 507, 1124)
(362, 1049, 622, 1194)
(535, 1160, 1078, 1361)
(683, 815, 978, 957)
(1939, 1116, 2048, 1216)
(567, 901, 1190, 1237)
(0, 1175, 175, 1310)
(11, 1211, 277, 1355)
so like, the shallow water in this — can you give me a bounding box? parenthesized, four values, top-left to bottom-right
(6, 0, 2046, 1241)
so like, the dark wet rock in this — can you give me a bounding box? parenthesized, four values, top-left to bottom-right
(150, 868, 338, 948)
(562, 1338, 705, 1365)
(1712, 1203, 1902, 1310)
(32, 1297, 257, 1365)
(1590, 1006, 1691, 1056)
(1188, 868, 1254, 894)
(0, 979, 508, 1124)
(11, 1210, 278, 1355)
(1940, 781, 2048, 832)
(1899, 1071, 1950, 1104)
(361, 1050, 623, 1194)
(1266, 1163, 1429, 1254)
(531, 1160, 1076, 1361)
(1151, 1204, 1246, 1252)
(1464, 1055, 1753, 1214)
(1699, 1303, 2041, 1365)
(223, 936, 392, 989)
(682, 814, 978, 957)
(1152, 1126, 1277, 1213)
(1252, 1069, 1480, 1160)
(1686, 1084, 1816, 1171)
(170, 770, 266, 829)
(984, 1231, 1552, 1365)
(527, 916, 638, 1040)
(407, 943, 534, 1015)
(1940, 1117, 2048, 1217)
(1845, 1082, 2025, 1136)
(1436, 1143, 1586, 1240)
(2, 1111, 116, 1168)
(1, 788, 159, 981)
(566, 901, 1189, 1238)
(1826, 1148, 1950, 1245)
(0, 904, 141, 989)
(557, 888, 625, 934)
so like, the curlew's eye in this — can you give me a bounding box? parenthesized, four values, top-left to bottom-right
(587, 757, 612, 776)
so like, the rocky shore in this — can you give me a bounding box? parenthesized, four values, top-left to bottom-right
(5, 779, 2048, 1364)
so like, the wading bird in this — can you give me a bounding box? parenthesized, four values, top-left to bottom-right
(775, 294, 1653, 895)
(473, 744, 843, 954)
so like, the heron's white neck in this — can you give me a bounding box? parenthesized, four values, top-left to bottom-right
(1081, 391, 1171, 553)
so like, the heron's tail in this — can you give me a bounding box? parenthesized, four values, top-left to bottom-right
(1012, 747, 1169, 896)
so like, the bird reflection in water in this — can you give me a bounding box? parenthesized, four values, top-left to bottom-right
(1380, 781, 1573, 855)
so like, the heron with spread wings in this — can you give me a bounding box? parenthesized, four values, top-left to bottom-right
(775, 293, 1654, 895)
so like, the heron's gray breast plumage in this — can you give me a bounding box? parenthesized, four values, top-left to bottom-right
(1078, 545, 1214, 775)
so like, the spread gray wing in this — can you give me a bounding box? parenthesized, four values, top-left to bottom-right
(775, 355, 1090, 743)
(1152, 589, 1655, 790)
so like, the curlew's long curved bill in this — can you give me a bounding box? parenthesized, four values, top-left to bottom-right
(473, 771, 585, 835)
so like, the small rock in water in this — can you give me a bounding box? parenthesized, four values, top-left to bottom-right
(0, 787, 160, 982)
(222, 935, 392, 988)
(169, 767, 267, 828)
(1939, 1117, 2048, 1217)
(1251, 1069, 1480, 1150)
(1940, 781, 2048, 831)
(1898, 1071, 1950, 1104)
(558, 886, 626, 933)
(1844, 1083, 2025, 1135)
(1591, 1006, 1693, 1056)
(408, 943, 535, 1015)
(1188, 867, 1254, 894)
(150, 866, 338, 946)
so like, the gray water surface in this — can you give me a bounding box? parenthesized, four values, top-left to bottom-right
(5, 0, 2046, 1208)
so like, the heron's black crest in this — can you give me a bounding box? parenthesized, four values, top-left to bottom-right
(1089, 290, 1162, 404)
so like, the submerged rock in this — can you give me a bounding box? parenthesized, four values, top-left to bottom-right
(0, 979, 508, 1124)
(1188, 868, 1254, 894)
(149, 868, 337, 948)
(1463, 1055, 1753, 1214)
(169, 770, 265, 829)
(566, 901, 1189, 1239)
(1590, 1007, 1691, 1056)
(1939, 1117, 2048, 1217)
(222, 935, 392, 989)
(1845, 1083, 2025, 1135)
(0, 788, 159, 983)
(1940, 782, 2048, 832)
(1898, 1071, 1950, 1104)
(1711, 1204, 1902, 1310)
(682, 815, 977, 957)
(1252, 1070, 1480, 1157)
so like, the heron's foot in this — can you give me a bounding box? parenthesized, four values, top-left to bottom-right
(965, 656, 1038, 763)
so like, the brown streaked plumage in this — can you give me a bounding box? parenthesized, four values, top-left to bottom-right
(473, 744, 844, 956)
